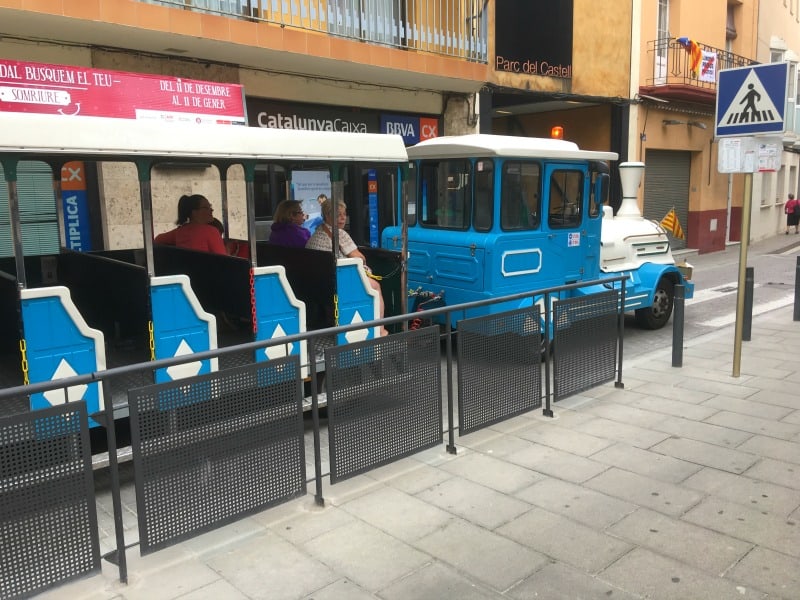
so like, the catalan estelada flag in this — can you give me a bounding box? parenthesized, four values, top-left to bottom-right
(677, 37, 702, 78)
(660, 208, 685, 240)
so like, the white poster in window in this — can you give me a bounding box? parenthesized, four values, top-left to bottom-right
(291, 170, 330, 232)
(699, 51, 717, 83)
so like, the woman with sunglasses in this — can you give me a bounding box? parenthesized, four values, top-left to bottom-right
(154, 193, 227, 255)
(269, 199, 311, 248)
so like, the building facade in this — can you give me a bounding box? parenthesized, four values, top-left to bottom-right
(632, 0, 800, 253)
(752, 0, 800, 239)
(481, 0, 634, 202)
(631, 0, 761, 253)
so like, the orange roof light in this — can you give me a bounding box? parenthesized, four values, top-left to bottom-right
(550, 126, 564, 140)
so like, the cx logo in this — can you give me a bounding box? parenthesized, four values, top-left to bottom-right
(420, 118, 439, 140)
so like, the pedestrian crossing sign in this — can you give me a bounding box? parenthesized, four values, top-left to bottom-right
(715, 62, 788, 137)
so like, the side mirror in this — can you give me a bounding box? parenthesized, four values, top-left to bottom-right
(597, 173, 610, 205)
(590, 172, 611, 217)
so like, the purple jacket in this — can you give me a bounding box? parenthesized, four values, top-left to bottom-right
(269, 222, 311, 248)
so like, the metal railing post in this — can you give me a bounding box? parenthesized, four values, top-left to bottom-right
(445, 316, 457, 454)
(743, 267, 754, 341)
(542, 291, 553, 417)
(794, 256, 800, 321)
(309, 351, 324, 506)
(99, 379, 127, 584)
(672, 284, 685, 367)
(615, 280, 625, 388)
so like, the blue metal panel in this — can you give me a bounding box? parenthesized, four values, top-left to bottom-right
(150, 275, 217, 384)
(252, 266, 308, 377)
(540, 162, 592, 282)
(335, 259, 380, 343)
(20, 287, 105, 427)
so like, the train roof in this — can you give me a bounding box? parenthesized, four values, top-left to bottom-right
(407, 134, 618, 162)
(0, 113, 409, 163)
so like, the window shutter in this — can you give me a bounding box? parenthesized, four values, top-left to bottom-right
(0, 161, 60, 257)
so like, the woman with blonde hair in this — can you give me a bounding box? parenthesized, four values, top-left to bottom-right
(306, 199, 387, 335)
(269, 199, 310, 248)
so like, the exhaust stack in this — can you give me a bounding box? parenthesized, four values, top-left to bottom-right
(616, 161, 645, 219)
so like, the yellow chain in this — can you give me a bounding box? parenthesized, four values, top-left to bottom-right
(333, 294, 339, 325)
(19, 338, 29, 385)
(148, 320, 155, 361)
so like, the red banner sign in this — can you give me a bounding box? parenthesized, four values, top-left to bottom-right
(0, 59, 246, 125)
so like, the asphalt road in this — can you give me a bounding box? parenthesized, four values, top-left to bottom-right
(622, 235, 800, 358)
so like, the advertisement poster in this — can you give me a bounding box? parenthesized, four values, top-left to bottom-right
(291, 170, 331, 233)
(61, 161, 91, 251)
(0, 59, 246, 125)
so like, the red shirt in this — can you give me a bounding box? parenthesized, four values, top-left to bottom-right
(154, 223, 227, 255)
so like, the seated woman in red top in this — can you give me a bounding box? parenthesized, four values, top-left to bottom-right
(154, 194, 227, 255)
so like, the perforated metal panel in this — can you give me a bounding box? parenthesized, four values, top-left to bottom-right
(0, 403, 100, 599)
(553, 290, 619, 401)
(457, 307, 542, 434)
(327, 326, 442, 483)
(129, 356, 306, 554)
(0, 389, 28, 419)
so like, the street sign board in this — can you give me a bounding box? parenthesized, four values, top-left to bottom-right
(718, 136, 783, 173)
(715, 62, 788, 137)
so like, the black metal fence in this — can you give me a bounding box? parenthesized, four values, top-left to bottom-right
(0, 276, 626, 597)
(130, 356, 307, 554)
(645, 37, 755, 90)
(457, 307, 542, 435)
(0, 403, 100, 599)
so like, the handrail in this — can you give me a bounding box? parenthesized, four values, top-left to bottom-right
(0, 274, 627, 401)
(645, 37, 756, 93)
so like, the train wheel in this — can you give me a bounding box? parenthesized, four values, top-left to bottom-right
(634, 277, 674, 330)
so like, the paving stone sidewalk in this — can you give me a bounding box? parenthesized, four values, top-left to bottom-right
(41, 296, 800, 600)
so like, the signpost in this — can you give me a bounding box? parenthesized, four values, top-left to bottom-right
(715, 62, 789, 376)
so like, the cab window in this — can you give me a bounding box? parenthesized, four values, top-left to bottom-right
(501, 161, 540, 230)
(548, 170, 583, 229)
(473, 159, 493, 232)
(418, 159, 469, 230)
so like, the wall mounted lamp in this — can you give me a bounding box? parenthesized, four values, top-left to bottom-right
(662, 118, 707, 130)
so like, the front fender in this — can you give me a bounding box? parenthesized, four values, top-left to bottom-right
(599, 263, 694, 312)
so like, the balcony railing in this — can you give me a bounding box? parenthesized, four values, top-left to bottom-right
(644, 37, 755, 101)
(138, 0, 488, 62)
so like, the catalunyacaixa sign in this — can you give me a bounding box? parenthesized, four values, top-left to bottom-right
(0, 59, 246, 125)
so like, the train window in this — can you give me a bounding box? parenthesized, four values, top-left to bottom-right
(548, 169, 583, 229)
(1, 160, 60, 256)
(418, 159, 469, 230)
(501, 161, 540, 230)
(473, 159, 493, 232)
(253, 163, 288, 220)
